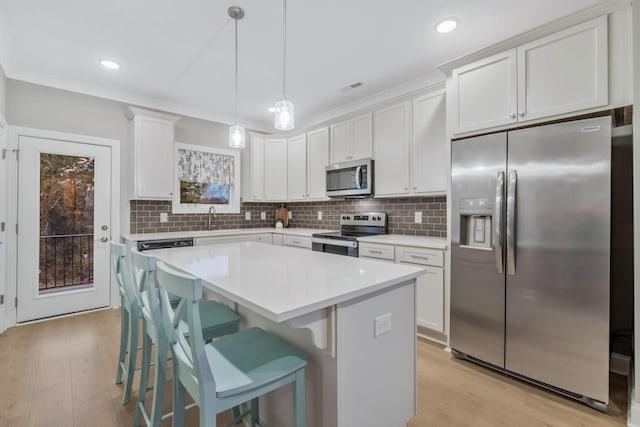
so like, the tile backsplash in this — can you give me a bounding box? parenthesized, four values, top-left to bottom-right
(130, 196, 447, 237)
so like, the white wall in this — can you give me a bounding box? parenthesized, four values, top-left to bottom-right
(5, 79, 248, 236)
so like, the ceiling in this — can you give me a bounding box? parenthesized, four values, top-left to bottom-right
(0, 0, 607, 132)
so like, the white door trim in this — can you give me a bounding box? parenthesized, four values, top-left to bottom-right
(0, 113, 7, 334)
(5, 126, 120, 329)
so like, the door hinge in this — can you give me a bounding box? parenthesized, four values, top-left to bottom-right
(1, 222, 5, 232)
(1, 149, 6, 159)
(0, 295, 4, 305)
(15, 223, 18, 234)
(15, 297, 18, 308)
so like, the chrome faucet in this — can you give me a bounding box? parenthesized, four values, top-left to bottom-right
(208, 206, 217, 230)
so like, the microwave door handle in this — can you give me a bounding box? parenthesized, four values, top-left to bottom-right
(355, 166, 362, 189)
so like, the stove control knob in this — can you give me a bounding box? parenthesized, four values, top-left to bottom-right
(377, 216, 382, 221)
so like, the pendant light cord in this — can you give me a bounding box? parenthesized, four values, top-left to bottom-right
(234, 15, 239, 124)
(282, 0, 287, 99)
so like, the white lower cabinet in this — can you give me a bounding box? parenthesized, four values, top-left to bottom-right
(195, 234, 273, 246)
(272, 234, 284, 246)
(283, 235, 311, 249)
(360, 242, 445, 338)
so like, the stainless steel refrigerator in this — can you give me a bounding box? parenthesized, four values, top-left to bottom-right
(450, 116, 611, 411)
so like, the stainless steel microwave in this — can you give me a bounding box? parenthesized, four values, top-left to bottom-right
(325, 159, 373, 198)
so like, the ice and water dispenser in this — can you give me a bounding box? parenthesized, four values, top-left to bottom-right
(459, 198, 493, 249)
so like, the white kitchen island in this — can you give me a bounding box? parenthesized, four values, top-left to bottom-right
(152, 241, 425, 427)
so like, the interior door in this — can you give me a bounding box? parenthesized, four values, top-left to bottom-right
(505, 117, 611, 403)
(17, 136, 111, 322)
(450, 133, 507, 367)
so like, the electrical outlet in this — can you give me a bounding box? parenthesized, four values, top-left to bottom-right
(414, 211, 422, 223)
(317, 211, 323, 220)
(245, 212, 251, 220)
(160, 212, 168, 223)
(260, 212, 266, 220)
(288, 211, 292, 219)
(374, 313, 392, 337)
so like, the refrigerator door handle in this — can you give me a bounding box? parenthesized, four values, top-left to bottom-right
(495, 172, 505, 273)
(506, 170, 517, 275)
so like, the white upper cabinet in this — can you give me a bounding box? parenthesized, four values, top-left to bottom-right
(451, 15, 608, 135)
(373, 88, 447, 198)
(350, 113, 374, 161)
(306, 127, 330, 200)
(264, 137, 287, 201)
(373, 101, 411, 196)
(330, 112, 373, 164)
(287, 134, 307, 201)
(517, 15, 608, 122)
(451, 50, 518, 134)
(250, 133, 265, 201)
(412, 91, 447, 194)
(128, 107, 179, 199)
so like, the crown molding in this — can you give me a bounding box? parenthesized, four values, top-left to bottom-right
(298, 70, 445, 130)
(438, 0, 631, 74)
(6, 66, 274, 133)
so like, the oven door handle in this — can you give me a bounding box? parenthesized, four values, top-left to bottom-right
(311, 237, 358, 248)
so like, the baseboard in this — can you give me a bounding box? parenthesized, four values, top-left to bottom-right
(611, 352, 632, 376)
(417, 325, 447, 345)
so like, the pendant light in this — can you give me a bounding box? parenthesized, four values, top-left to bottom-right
(228, 6, 245, 148)
(274, 0, 294, 130)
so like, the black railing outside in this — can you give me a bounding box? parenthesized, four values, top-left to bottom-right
(39, 234, 93, 291)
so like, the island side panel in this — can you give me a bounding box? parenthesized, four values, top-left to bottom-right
(219, 300, 339, 427)
(336, 280, 417, 427)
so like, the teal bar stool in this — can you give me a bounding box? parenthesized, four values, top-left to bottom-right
(130, 248, 241, 427)
(110, 241, 140, 405)
(156, 261, 308, 427)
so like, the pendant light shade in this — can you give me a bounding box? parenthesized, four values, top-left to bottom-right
(274, 0, 294, 131)
(229, 124, 245, 148)
(275, 98, 294, 131)
(228, 6, 245, 148)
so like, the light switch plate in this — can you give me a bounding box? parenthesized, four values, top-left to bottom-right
(414, 211, 422, 223)
(317, 211, 323, 220)
(261, 212, 266, 220)
(160, 212, 168, 223)
(374, 313, 392, 337)
(245, 212, 251, 220)
(288, 211, 292, 219)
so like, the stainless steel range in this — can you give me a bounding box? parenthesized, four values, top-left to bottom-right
(311, 212, 387, 257)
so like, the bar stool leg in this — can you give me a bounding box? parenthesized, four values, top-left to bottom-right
(149, 339, 168, 427)
(115, 307, 129, 385)
(122, 310, 139, 404)
(293, 369, 305, 427)
(134, 327, 152, 427)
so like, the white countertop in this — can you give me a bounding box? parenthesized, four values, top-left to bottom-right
(357, 234, 447, 250)
(122, 227, 336, 242)
(151, 241, 425, 322)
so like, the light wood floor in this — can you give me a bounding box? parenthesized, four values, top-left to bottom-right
(0, 308, 628, 426)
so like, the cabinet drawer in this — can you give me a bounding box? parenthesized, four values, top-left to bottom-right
(395, 246, 443, 267)
(254, 233, 273, 244)
(283, 235, 311, 249)
(359, 243, 394, 261)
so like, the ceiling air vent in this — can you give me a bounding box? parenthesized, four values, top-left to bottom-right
(339, 82, 363, 92)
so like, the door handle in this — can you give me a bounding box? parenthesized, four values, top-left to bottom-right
(355, 166, 362, 189)
(100, 237, 108, 243)
(506, 170, 517, 275)
(495, 172, 504, 274)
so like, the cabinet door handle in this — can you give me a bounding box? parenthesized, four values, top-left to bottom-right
(518, 111, 525, 117)
(369, 249, 383, 254)
(509, 113, 516, 119)
(410, 255, 429, 260)
(413, 186, 417, 190)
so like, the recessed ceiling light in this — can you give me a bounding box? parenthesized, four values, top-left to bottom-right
(436, 18, 458, 34)
(267, 106, 276, 113)
(100, 59, 120, 70)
